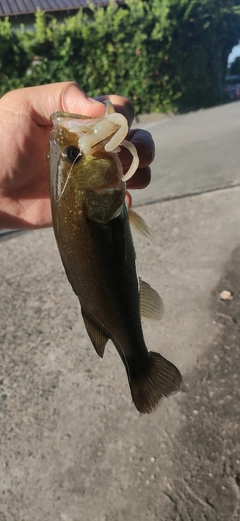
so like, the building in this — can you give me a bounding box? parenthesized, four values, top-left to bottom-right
(0, 1, 125, 25)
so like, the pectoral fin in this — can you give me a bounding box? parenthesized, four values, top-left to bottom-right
(82, 311, 109, 358)
(128, 209, 152, 237)
(140, 279, 164, 321)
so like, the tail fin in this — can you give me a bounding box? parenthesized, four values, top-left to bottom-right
(129, 352, 182, 414)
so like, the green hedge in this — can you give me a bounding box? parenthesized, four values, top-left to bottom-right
(1, 0, 240, 113)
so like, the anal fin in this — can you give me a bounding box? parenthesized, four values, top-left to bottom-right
(82, 311, 109, 358)
(140, 279, 164, 321)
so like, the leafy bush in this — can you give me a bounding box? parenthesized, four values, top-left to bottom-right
(230, 55, 240, 75)
(1, 0, 240, 113)
(0, 17, 31, 92)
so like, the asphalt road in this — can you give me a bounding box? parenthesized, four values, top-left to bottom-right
(1, 102, 240, 521)
(132, 100, 240, 206)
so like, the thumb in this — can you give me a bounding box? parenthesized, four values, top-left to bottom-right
(4, 82, 106, 126)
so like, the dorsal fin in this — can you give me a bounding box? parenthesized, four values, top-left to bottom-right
(128, 208, 152, 237)
(140, 279, 164, 321)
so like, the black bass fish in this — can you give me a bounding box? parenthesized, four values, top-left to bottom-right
(47, 102, 182, 413)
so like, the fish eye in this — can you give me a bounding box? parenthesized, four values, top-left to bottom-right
(63, 146, 82, 164)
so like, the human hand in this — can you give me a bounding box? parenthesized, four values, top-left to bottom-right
(0, 82, 155, 229)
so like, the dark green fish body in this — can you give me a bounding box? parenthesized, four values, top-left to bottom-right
(48, 110, 182, 413)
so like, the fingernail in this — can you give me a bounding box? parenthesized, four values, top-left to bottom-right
(87, 96, 103, 105)
(62, 83, 105, 116)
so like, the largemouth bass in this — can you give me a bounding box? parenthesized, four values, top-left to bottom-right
(48, 103, 182, 413)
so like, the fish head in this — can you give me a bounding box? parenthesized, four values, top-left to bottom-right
(48, 111, 126, 202)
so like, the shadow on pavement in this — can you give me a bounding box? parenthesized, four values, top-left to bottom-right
(164, 246, 240, 521)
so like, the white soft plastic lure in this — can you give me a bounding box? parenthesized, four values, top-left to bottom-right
(60, 100, 139, 182)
